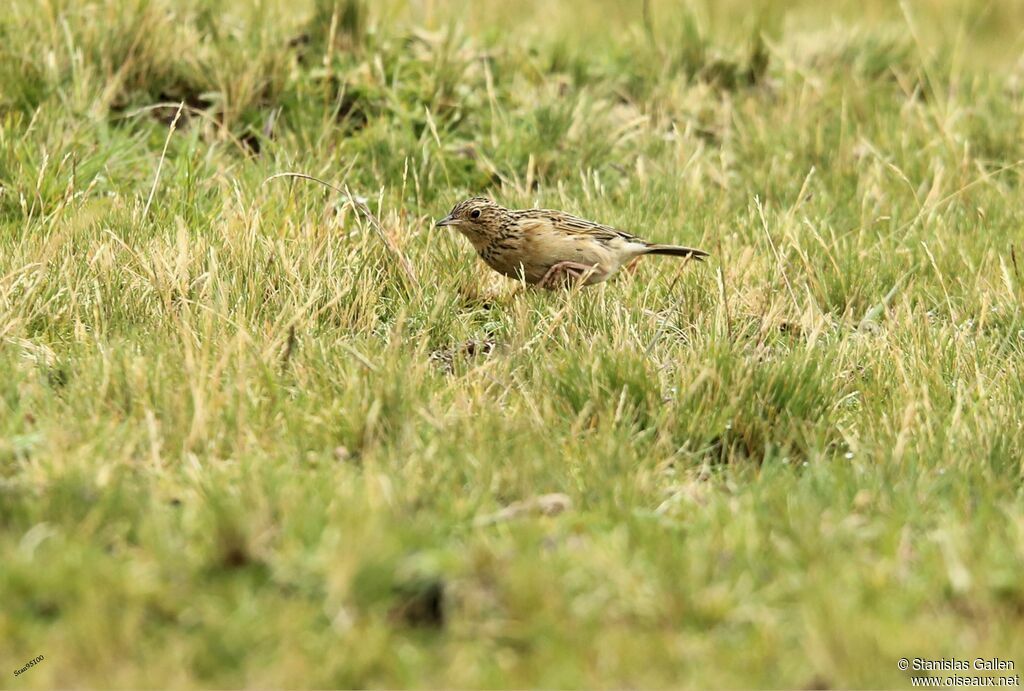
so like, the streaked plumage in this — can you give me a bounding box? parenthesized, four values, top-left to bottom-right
(435, 197, 708, 288)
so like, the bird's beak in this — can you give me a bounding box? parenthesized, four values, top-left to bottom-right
(435, 214, 456, 228)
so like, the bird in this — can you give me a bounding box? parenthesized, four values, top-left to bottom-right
(434, 197, 708, 289)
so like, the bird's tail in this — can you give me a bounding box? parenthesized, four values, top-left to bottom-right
(642, 244, 709, 261)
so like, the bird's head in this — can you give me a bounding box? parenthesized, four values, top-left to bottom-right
(435, 197, 506, 239)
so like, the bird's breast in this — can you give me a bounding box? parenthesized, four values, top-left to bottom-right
(477, 237, 546, 282)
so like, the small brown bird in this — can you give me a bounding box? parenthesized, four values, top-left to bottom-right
(435, 197, 708, 289)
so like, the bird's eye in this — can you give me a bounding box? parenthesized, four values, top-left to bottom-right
(470, 209, 481, 219)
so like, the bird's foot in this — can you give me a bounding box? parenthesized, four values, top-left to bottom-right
(539, 261, 599, 290)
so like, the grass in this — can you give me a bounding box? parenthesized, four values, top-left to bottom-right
(1, 0, 1023, 687)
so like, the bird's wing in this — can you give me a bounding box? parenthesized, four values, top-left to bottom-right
(515, 210, 642, 244)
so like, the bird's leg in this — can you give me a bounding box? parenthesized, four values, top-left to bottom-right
(539, 261, 599, 290)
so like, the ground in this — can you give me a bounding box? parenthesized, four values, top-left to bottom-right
(1, 0, 1023, 687)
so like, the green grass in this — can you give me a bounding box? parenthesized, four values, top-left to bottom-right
(2, 0, 1024, 687)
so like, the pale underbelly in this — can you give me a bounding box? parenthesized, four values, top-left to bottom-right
(480, 252, 610, 285)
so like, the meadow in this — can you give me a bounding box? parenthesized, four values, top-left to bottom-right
(1, 0, 1023, 687)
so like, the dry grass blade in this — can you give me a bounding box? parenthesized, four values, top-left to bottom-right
(141, 102, 184, 222)
(262, 172, 418, 285)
